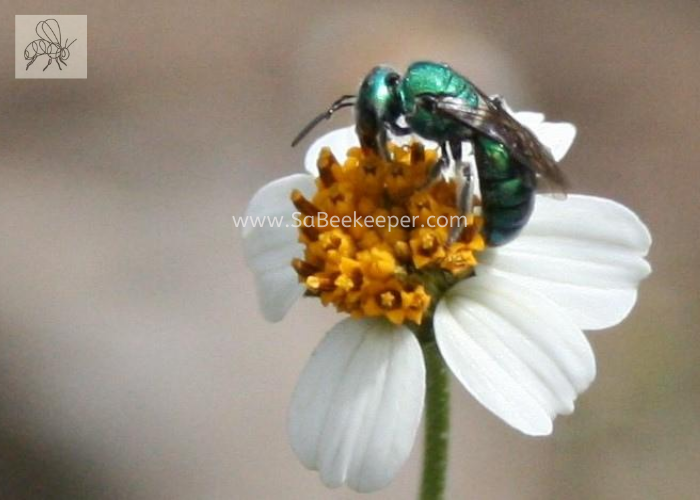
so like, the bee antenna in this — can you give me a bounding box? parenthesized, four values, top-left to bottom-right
(66, 38, 77, 48)
(291, 95, 355, 147)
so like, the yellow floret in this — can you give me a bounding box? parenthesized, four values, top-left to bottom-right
(292, 142, 484, 325)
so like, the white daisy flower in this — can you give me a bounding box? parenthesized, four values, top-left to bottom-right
(241, 111, 651, 493)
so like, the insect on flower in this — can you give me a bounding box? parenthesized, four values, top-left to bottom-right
(24, 19, 77, 72)
(242, 84, 651, 494)
(292, 61, 575, 246)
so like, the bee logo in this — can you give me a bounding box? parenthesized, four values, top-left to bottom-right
(24, 19, 77, 72)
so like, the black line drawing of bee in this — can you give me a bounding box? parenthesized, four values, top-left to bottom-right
(24, 19, 77, 72)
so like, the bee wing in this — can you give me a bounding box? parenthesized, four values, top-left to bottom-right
(36, 19, 62, 45)
(427, 94, 569, 195)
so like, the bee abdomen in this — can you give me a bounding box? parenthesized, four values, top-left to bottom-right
(475, 137, 536, 246)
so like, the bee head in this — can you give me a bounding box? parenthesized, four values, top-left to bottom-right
(60, 39, 77, 61)
(357, 66, 402, 125)
(355, 66, 403, 157)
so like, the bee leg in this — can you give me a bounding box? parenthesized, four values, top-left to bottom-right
(448, 168, 474, 244)
(420, 142, 450, 190)
(448, 141, 475, 244)
(458, 166, 474, 212)
(376, 128, 392, 162)
(55, 58, 63, 70)
(26, 57, 37, 70)
(456, 140, 475, 215)
(43, 58, 52, 71)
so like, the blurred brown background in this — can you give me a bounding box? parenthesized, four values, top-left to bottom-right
(1, 1, 698, 499)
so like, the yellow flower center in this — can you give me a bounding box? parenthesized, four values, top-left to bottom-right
(292, 142, 485, 325)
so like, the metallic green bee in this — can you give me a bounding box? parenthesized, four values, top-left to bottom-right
(292, 61, 568, 246)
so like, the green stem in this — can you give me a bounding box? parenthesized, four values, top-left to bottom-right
(419, 340, 451, 500)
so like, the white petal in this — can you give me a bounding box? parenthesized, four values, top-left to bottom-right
(513, 111, 545, 129)
(304, 126, 359, 176)
(478, 195, 652, 330)
(435, 275, 596, 436)
(241, 174, 316, 322)
(530, 121, 577, 161)
(495, 98, 544, 131)
(288, 318, 425, 493)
